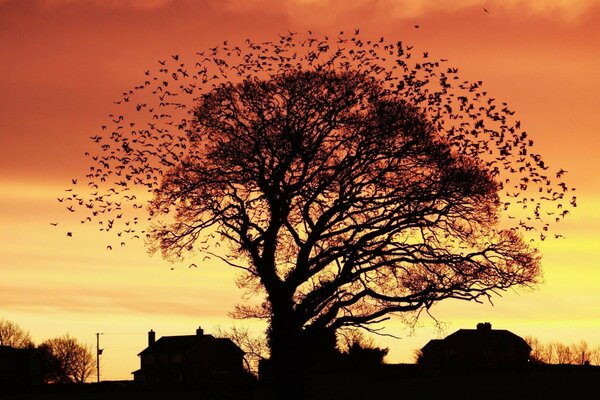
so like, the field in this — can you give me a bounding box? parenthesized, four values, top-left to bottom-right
(3, 365, 600, 400)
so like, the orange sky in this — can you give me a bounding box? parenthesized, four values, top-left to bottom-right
(1, 0, 599, 380)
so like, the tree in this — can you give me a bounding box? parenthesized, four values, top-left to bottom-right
(525, 336, 549, 364)
(41, 335, 94, 383)
(590, 346, 600, 366)
(70, 32, 573, 395)
(553, 342, 573, 364)
(338, 330, 388, 368)
(571, 340, 592, 365)
(215, 325, 269, 376)
(0, 318, 33, 348)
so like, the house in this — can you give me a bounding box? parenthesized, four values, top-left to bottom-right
(132, 326, 244, 386)
(0, 345, 46, 388)
(419, 322, 531, 370)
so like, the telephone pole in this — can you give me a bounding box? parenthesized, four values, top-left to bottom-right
(95, 333, 103, 383)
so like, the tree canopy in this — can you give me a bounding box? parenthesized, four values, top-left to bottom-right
(149, 67, 539, 331)
(0, 318, 33, 348)
(41, 334, 94, 383)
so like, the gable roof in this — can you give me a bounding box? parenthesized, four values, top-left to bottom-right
(139, 334, 243, 356)
(421, 323, 531, 354)
(443, 328, 531, 351)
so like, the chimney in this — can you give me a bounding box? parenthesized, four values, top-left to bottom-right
(148, 329, 156, 346)
(476, 322, 492, 332)
(196, 326, 204, 336)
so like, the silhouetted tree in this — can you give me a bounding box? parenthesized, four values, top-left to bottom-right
(69, 32, 573, 396)
(339, 330, 388, 368)
(525, 336, 548, 364)
(413, 348, 424, 364)
(590, 346, 600, 366)
(524, 337, 600, 366)
(0, 318, 33, 348)
(215, 325, 269, 376)
(41, 335, 94, 383)
(554, 342, 573, 364)
(572, 340, 592, 365)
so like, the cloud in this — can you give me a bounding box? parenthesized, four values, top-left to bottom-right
(2, 0, 595, 21)
(0, 283, 232, 317)
(219, 0, 599, 21)
(36, 0, 174, 10)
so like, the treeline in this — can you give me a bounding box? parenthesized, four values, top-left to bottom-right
(525, 336, 600, 365)
(0, 318, 94, 383)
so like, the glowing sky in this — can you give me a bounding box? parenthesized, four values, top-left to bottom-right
(1, 0, 599, 380)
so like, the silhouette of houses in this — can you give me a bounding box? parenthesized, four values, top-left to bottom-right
(132, 326, 244, 386)
(0, 345, 46, 387)
(420, 322, 531, 370)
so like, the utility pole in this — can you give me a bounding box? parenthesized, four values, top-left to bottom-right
(95, 333, 103, 383)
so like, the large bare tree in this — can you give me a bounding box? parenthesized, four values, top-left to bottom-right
(67, 32, 573, 394)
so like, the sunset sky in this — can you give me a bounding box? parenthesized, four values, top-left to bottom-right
(1, 0, 599, 381)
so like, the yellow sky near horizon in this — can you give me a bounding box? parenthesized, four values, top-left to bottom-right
(1, 0, 600, 380)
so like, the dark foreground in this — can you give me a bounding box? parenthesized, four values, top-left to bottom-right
(3, 365, 600, 400)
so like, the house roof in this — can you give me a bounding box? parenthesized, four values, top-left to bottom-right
(444, 328, 530, 350)
(139, 334, 243, 356)
(421, 326, 531, 352)
(421, 339, 443, 353)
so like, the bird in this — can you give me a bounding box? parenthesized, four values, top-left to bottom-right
(189, 263, 198, 268)
(67, 232, 72, 237)
(483, 8, 489, 13)
(50, 222, 58, 226)
(107, 245, 112, 250)
(414, 24, 420, 29)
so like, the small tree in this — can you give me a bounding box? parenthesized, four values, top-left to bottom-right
(553, 342, 573, 364)
(525, 336, 550, 364)
(42, 335, 94, 383)
(590, 346, 600, 366)
(0, 319, 33, 348)
(571, 340, 592, 365)
(338, 330, 388, 368)
(215, 325, 269, 376)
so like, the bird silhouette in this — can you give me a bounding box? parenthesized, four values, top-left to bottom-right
(66, 30, 572, 255)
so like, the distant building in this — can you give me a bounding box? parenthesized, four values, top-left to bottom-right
(0, 345, 46, 387)
(132, 326, 244, 386)
(420, 322, 531, 369)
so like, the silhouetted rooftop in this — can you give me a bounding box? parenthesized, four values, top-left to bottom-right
(138, 334, 243, 356)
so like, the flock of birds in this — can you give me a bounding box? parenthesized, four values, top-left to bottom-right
(52, 25, 574, 257)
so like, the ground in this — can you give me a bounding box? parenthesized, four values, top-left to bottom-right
(2, 365, 600, 399)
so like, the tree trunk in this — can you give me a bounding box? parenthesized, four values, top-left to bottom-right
(267, 303, 306, 400)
